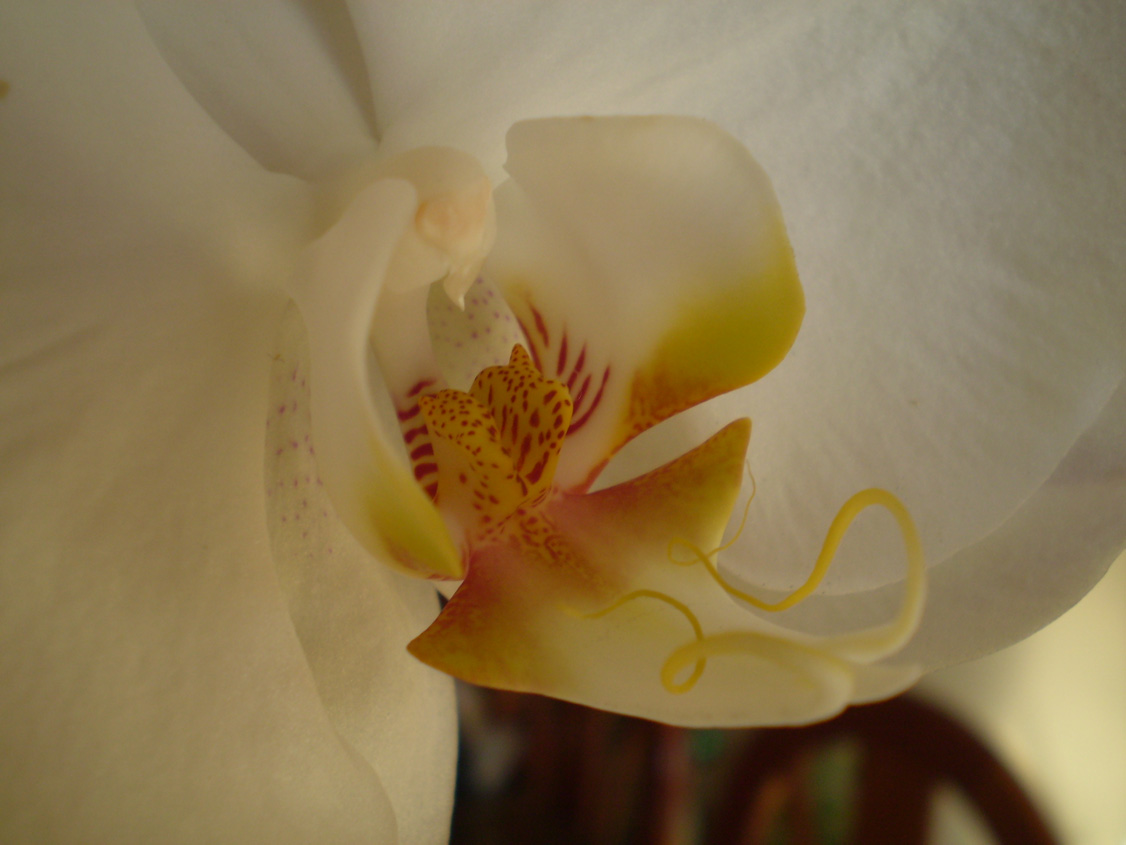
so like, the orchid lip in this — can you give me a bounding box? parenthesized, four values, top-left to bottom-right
(408, 337, 925, 714)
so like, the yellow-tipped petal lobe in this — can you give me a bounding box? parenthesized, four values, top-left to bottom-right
(486, 116, 804, 489)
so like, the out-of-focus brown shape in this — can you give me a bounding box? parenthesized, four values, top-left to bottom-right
(451, 691, 1057, 845)
(709, 696, 1057, 845)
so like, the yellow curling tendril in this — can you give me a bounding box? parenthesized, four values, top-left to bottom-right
(573, 474, 924, 697)
(575, 589, 707, 693)
(670, 477, 920, 616)
(659, 488, 925, 690)
(660, 630, 841, 698)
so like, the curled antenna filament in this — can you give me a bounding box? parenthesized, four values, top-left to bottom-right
(582, 479, 925, 695)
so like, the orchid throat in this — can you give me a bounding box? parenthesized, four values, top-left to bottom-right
(289, 117, 927, 726)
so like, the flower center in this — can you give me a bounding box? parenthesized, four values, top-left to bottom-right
(419, 345, 572, 547)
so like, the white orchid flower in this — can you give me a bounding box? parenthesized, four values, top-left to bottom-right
(2, 2, 1123, 843)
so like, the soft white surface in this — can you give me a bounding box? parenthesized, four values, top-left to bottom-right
(1, 4, 456, 842)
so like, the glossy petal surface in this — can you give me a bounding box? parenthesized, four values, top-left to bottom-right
(411, 421, 753, 713)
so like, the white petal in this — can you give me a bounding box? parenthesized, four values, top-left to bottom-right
(265, 309, 456, 843)
(135, 0, 379, 181)
(1, 5, 447, 839)
(351, 1, 802, 176)
(761, 377, 1126, 669)
(0, 302, 399, 842)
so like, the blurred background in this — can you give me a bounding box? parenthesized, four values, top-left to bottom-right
(448, 553, 1125, 844)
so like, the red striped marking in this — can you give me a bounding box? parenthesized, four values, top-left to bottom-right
(410, 443, 435, 461)
(407, 379, 435, 398)
(399, 378, 440, 502)
(530, 304, 550, 347)
(403, 424, 429, 445)
(556, 333, 569, 376)
(569, 367, 610, 434)
(566, 345, 587, 391)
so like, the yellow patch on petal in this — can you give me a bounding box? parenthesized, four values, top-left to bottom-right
(624, 247, 804, 441)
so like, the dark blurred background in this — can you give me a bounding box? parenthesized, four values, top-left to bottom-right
(448, 687, 1053, 845)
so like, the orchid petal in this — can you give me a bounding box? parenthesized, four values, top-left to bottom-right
(419, 345, 571, 549)
(265, 310, 456, 842)
(763, 377, 1126, 670)
(287, 177, 462, 578)
(1, 4, 451, 839)
(486, 116, 803, 489)
(135, 0, 379, 182)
